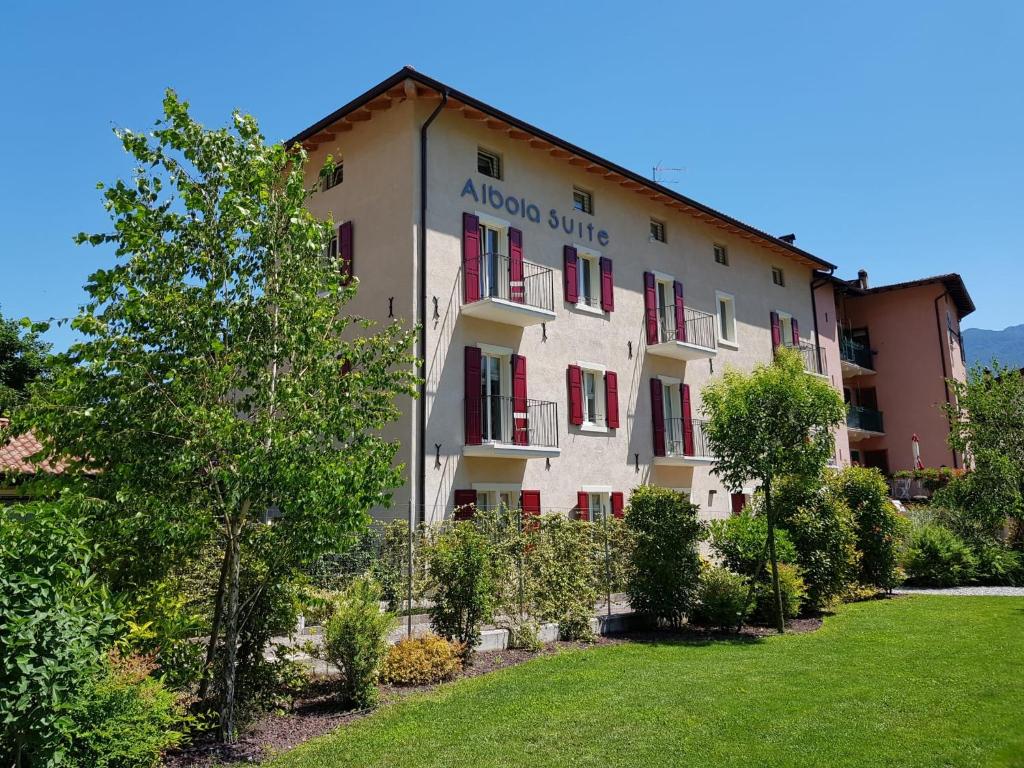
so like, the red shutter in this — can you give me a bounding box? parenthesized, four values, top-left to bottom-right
(511, 354, 528, 446)
(681, 383, 694, 456)
(509, 228, 524, 303)
(338, 221, 353, 281)
(567, 365, 584, 426)
(599, 256, 614, 312)
(730, 493, 746, 516)
(610, 492, 624, 519)
(673, 280, 686, 342)
(644, 272, 658, 344)
(650, 378, 665, 456)
(576, 491, 590, 521)
(791, 317, 800, 347)
(770, 311, 782, 352)
(563, 246, 578, 303)
(463, 213, 480, 303)
(453, 489, 477, 520)
(604, 371, 620, 429)
(464, 346, 482, 445)
(520, 490, 541, 516)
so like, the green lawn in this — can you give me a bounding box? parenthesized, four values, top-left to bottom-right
(271, 597, 1024, 768)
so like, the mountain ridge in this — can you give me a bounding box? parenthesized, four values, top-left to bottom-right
(963, 324, 1024, 368)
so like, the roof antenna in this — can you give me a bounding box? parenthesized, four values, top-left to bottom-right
(652, 162, 685, 185)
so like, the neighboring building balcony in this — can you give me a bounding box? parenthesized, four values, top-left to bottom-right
(797, 342, 827, 377)
(840, 335, 875, 378)
(463, 395, 560, 458)
(847, 405, 885, 440)
(646, 307, 718, 361)
(462, 253, 556, 327)
(654, 418, 715, 465)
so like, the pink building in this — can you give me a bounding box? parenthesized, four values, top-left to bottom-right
(830, 270, 974, 474)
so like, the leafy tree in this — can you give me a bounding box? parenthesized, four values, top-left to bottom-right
(0, 307, 50, 417)
(701, 348, 846, 632)
(13, 91, 417, 740)
(425, 523, 497, 655)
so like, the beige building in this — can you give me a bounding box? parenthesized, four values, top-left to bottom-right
(291, 68, 860, 524)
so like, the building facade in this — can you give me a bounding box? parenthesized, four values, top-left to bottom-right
(291, 68, 965, 523)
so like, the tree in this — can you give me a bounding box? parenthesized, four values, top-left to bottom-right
(701, 348, 846, 632)
(13, 91, 417, 741)
(0, 307, 50, 417)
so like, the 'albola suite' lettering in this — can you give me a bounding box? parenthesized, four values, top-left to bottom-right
(460, 177, 610, 246)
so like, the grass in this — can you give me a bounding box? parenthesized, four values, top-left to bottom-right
(270, 597, 1024, 768)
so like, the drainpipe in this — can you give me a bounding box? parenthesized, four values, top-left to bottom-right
(933, 290, 958, 468)
(809, 269, 834, 376)
(416, 90, 448, 523)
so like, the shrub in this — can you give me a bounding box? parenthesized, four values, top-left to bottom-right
(68, 651, 187, 768)
(526, 515, 599, 641)
(932, 456, 1023, 545)
(903, 524, 978, 587)
(625, 486, 704, 628)
(754, 563, 806, 623)
(425, 522, 496, 655)
(691, 566, 750, 630)
(708, 508, 798, 578)
(973, 544, 1023, 586)
(323, 577, 395, 709)
(829, 467, 907, 590)
(379, 634, 464, 686)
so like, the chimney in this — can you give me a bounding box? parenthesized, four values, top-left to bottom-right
(778, 233, 796, 244)
(857, 269, 869, 290)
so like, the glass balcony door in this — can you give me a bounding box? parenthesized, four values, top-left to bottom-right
(478, 224, 503, 299)
(480, 353, 508, 443)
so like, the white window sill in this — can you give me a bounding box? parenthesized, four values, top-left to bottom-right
(579, 422, 609, 434)
(573, 302, 606, 317)
(718, 339, 739, 350)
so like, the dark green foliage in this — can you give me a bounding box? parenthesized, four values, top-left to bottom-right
(754, 563, 806, 623)
(323, 577, 395, 709)
(0, 502, 119, 768)
(525, 515, 599, 641)
(972, 544, 1023, 586)
(829, 467, 907, 590)
(0, 307, 50, 417)
(425, 524, 496, 654)
(931, 457, 1022, 545)
(903, 524, 978, 587)
(708, 508, 797, 578)
(625, 486, 704, 628)
(691, 566, 750, 630)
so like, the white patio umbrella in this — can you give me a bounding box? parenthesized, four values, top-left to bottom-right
(912, 433, 924, 470)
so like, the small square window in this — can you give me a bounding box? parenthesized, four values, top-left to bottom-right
(322, 162, 344, 191)
(771, 266, 786, 287)
(650, 219, 666, 243)
(573, 187, 593, 215)
(714, 244, 729, 266)
(477, 148, 502, 180)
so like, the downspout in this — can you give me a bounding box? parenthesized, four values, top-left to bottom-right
(933, 291, 958, 468)
(417, 89, 448, 523)
(809, 269, 834, 376)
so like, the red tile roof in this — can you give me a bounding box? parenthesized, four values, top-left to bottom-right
(0, 425, 67, 476)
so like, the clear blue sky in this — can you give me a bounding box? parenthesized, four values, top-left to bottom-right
(3, 1, 1021, 350)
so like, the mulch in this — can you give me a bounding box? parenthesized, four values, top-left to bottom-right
(163, 622, 816, 767)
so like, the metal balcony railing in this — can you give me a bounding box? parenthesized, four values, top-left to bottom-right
(663, 417, 713, 459)
(466, 253, 555, 313)
(847, 405, 884, 434)
(654, 306, 718, 350)
(471, 395, 559, 448)
(797, 342, 827, 376)
(840, 335, 874, 370)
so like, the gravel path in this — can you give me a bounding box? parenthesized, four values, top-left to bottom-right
(894, 586, 1024, 597)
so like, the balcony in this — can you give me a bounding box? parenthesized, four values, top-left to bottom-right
(796, 342, 827, 377)
(847, 405, 884, 440)
(840, 335, 875, 378)
(463, 395, 560, 459)
(462, 253, 556, 327)
(646, 307, 718, 361)
(654, 418, 715, 465)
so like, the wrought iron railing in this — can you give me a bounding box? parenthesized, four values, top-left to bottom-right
(840, 335, 874, 370)
(466, 253, 555, 313)
(847, 405, 884, 434)
(654, 306, 718, 350)
(470, 395, 559, 448)
(798, 342, 827, 376)
(664, 417, 713, 458)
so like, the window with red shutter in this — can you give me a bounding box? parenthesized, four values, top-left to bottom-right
(644, 272, 658, 344)
(453, 489, 477, 520)
(463, 213, 481, 303)
(791, 317, 800, 347)
(610, 492, 624, 519)
(681, 384, 694, 456)
(464, 346, 482, 445)
(604, 371, 619, 429)
(650, 378, 666, 456)
(509, 228, 524, 303)
(730, 493, 746, 516)
(673, 281, 686, 342)
(770, 311, 782, 351)
(338, 221, 353, 281)
(599, 257, 614, 312)
(563, 246, 578, 303)
(511, 354, 528, 445)
(576, 491, 590, 521)
(520, 490, 541, 517)
(567, 365, 584, 426)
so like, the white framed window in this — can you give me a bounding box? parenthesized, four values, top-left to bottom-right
(473, 483, 521, 511)
(574, 247, 602, 312)
(650, 218, 666, 243)
(659, 375, 684, 456)
(713, 243, 729, 266)
(477, 147, 502, 180)
(573, 186, 594, 215)
(321, 162, 344, 191)
(776, 311, 795, 347)
(655, 274, 674, 342)
(476, 211, 509, 300)
(771, 266, 786, 287)
(577, 361, 607, 431)
(478, 343, 512, 443)
(581, 486, 612, 521)
(716, 291, 737, 347)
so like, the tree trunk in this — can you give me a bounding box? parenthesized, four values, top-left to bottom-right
(198, 546, 231, 703)
(764, 480, 786, 634)
(218, 503, 247, 743)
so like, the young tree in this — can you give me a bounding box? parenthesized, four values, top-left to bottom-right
(701, 348, 846, 632)
(0, 307, 50, 417)
(13, 91, 417, 740)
